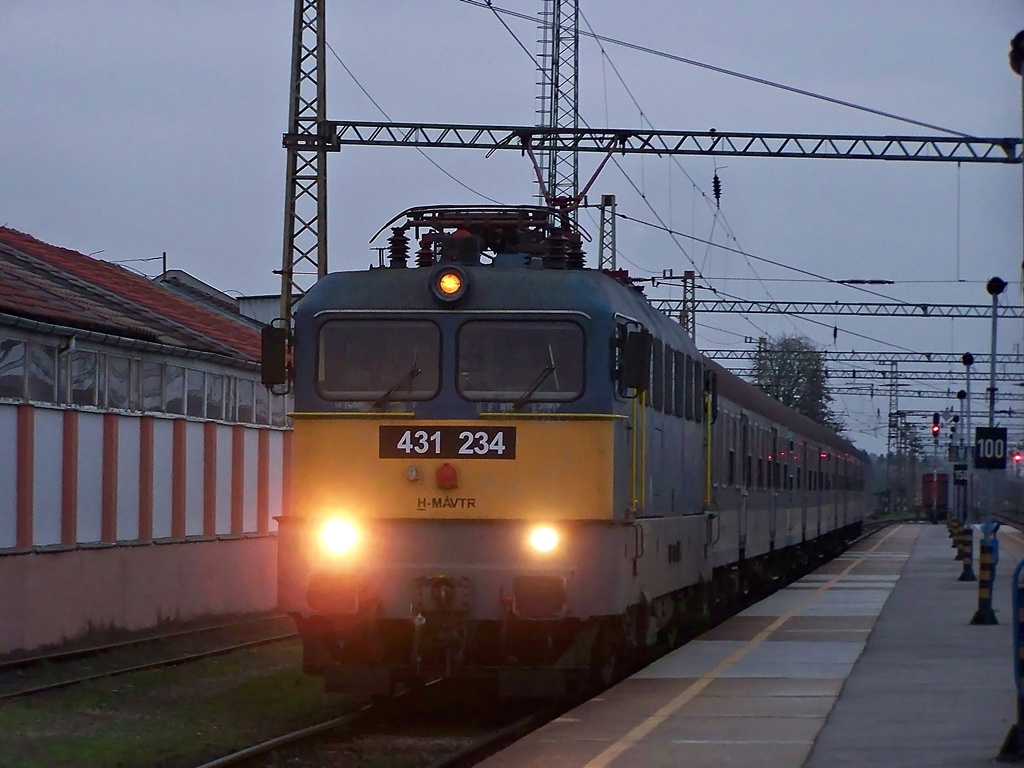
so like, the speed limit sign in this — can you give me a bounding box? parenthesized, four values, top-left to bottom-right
(974, 427, 1007, 470)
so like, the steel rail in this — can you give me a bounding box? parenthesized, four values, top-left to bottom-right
(192, 704, 375, 768)
(0, 614, 290, 673)
(0, 633, 297, 702)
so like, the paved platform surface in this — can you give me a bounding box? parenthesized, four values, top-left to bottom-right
(479, 523, 1022, 768)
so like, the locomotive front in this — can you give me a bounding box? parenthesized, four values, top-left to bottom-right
(276, 207, 645, 696)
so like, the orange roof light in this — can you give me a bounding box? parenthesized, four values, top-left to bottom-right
(430, 264, 470, 303)
(438, 272, 462, 295)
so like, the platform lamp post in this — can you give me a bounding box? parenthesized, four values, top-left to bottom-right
(1011, 32, 1024, 409)
(963, 353, 975, 524)
(1000, 37, 1024, 759)
(958, 389, 968, 521)
(986, 277, 1007, 540)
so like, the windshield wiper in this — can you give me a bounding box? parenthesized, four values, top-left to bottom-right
(513, 346, 558, 410)
(374, 351, 420, 408)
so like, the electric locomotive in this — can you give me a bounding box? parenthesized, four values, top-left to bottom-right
(266, 205, 866, 697)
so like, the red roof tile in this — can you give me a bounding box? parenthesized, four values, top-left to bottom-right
(0, 228, 261, 361)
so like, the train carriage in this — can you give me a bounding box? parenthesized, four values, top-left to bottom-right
(268, 205, 867, 697)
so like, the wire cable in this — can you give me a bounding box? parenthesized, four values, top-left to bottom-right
(455, 0, 976, 137)
(326, 41, 505, 205)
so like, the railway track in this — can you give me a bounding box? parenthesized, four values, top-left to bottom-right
(192, 522, 894, 768)
(191, 684, 556, 768)
(0, 614, 298, 702)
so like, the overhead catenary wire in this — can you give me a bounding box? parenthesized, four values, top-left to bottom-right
(325, 40, 505, 205)
(455, 0, 977, 138)
(474, 2, 956, 364)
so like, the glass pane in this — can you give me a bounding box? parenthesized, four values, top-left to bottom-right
(164, 365, 185, 415)
(255, 384, 269, 424)
(129, 359, 141, 410)
(237, 379, 254, 423)
(206, 374, 224, 421)
(70, 350, 97, 406)
(107, 356, 131, 410)
(187, 369, 205, 417)
(95, 354, 107, 407)
(663, 346, 674, 415)
(457, 320, 584, 402)
(142, 361, 163, 411)
(319, 320, 441, 401)
(271, 393, 288, 426)
(673, 350, 686, 418)
(26, 343, 57, 402)
(693, 360, 704, 424)
(650, 339, 663, 411)
(0, 338, 26, 399)
(224, 378, 237, 422)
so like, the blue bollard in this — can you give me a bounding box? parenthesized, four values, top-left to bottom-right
(999, 559, 1024, 758)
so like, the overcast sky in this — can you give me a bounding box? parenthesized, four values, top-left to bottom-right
(2, 1, 1022, 452)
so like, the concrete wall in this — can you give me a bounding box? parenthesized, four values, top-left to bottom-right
(0, 538, 277, 653)
(0, 401, 291, 654)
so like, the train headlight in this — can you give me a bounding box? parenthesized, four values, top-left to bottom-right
(320, 519, 359, 555)
(528, 525, 560, 553)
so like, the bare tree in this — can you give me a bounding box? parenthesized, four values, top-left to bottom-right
(751, 335, 844, 433)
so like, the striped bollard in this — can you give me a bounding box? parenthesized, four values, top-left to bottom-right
(970, 540, 998, 625)
(957, 527, 976, 582)
(998, 558, 1024, 759)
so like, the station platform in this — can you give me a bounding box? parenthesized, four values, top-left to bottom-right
(479, 523, 1022, 768)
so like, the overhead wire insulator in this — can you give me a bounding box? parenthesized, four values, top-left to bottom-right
(712, 172, 722, 208)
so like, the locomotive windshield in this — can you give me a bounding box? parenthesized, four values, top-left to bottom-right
(318, 320, 440, 401)
(457, 320, 584, 403)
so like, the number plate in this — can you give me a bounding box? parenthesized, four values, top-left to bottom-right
(379, 426, 517, 459)
(953, 463, 969, 486)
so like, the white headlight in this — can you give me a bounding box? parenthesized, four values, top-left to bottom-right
(321, 519, 359, 554)
(529, 525, 559, 553)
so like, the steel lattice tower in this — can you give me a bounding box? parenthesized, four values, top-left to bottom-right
(885, 362, 901, 512)
(536, 0, 579, 217)
(597, 194, 616, 269)
(279, 0, 328, 328)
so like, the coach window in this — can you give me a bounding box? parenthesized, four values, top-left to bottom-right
(673, 350, 686, 417)
(663, 345, 675, 414)
(320, 320, 441, 402)
(693, 360, 704, 423)
(458, 320, 583, 403)
(649, 338, 664, 411)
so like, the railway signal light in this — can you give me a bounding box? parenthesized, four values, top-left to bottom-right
(1015, 452, 1022, 464)
(932, 412, 941, 436)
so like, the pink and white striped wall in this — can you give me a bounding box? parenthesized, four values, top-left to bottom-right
(0, 401, 292, 655)
(0, 402, 290, 548)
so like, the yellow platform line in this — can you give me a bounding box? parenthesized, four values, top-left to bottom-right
(582, 525, 908, 768)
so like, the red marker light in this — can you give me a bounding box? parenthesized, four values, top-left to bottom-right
(436, 463, 459, 489)
(1015, 453, 1022, 464)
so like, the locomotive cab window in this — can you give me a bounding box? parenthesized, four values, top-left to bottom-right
(318, 320, 441, 401)
(457, 320, 584, 402)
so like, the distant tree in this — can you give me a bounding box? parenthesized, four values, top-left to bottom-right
(751, 335, 844, 433)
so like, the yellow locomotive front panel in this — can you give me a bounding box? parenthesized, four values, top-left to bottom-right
(291, 415, 616, 521)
